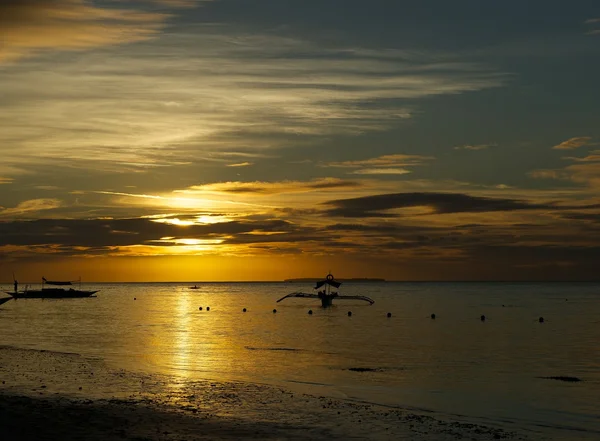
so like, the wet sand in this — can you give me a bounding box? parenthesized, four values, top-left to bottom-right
(0, 346, 533, 440)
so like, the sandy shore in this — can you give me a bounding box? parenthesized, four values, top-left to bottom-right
(0, 346, 533, 440)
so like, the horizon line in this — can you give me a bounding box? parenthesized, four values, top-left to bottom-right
(3, 279, 600, 284)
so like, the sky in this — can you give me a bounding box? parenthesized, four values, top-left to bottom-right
(1, 0, 599, 282)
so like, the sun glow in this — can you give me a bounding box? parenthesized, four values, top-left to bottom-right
(195, 215, 233, 224)
(153, 238, 225, 246)
(153, 218, 196, 226)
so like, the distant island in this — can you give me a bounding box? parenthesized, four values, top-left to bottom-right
(283, 278, 386, 283)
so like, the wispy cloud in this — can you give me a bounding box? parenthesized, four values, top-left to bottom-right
(529, 150, 600, 187)
(226, 162, 253, 167)
(585, 18, 600, 35)
(181, 178, 363, 195)
(0, 30, 505, 175)
(0, 0, 174, 63)
(322, 154, 434, 175)
(324, 154, 433, 168)
(0, 198, 62, 217)
(349, 168, 412, 175)
(528, 169, 568, 180)
(552, 137, 594, 150)
(453, 144, 495, 150)
(150, 0, 213, 6)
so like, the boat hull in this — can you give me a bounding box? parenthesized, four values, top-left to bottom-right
(0, 297, 12, 306)
(6, 289, 98, 299)
(320, 294, 335, 307)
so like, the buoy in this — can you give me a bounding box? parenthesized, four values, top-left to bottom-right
(347, 311, 352, 317)
(206, 307, 210, 311)
(387, 312, 392, 318)
(243, 308, 247, 312)
(273, 309, 277, 313)
(430, 313, 436, 320)
(199, 307, 202, 311)
(481, 315, 486, 321)
(539, 317, 544, 323)
(308, 310, 313, 315)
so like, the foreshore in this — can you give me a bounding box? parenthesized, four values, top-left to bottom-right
(0, 346, 532, 440)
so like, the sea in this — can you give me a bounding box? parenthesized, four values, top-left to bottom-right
(1, 282, 599, 439)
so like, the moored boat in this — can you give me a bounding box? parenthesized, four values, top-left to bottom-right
(276, 273, 374, 307)
(5, 277, 98, 299)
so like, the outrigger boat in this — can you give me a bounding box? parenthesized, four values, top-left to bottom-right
(277, 273, 374, 308)
(6, 277, 98, 299)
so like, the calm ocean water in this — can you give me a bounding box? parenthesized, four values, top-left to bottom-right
(1, 282, 599, 438)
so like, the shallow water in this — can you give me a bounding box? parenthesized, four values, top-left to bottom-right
(1, 282, 599, 438)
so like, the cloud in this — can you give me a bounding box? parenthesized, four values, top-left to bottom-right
(4, 211, 600, 272)
(453, 144, 495, 150)
(564, 160, 600, 187)
(528, 169, 569, 180)
(33, 185, 61, 191)
(585, 18, 600, 35)
(0, 198, 62, 217)
(322, 154, 434, 175)
(0, 31, 506, 174)
(0, 217, 297, 249)
(530, 150, 600, 187)
(349, 168, 412, 175)
(226, 162, 253, 167)
(182, 178, 363, 195)
(324, 154, 433, 168)
(150, 0, 212, 6)
(552, 137, 594, 150)
(323, 192, 598, 218)
(0, 0, 173, 63)
(565, 150, 600, 162)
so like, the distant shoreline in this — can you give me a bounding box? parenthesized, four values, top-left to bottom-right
(283, 278, 386, 283)
(2, 279, 600, 285)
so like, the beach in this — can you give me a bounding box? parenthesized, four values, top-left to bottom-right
(1, 282, 599, 440)
(0, 345, 527, 440)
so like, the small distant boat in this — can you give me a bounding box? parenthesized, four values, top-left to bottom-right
(0, 297, 12, 307)
(277, 273, 374, 308)
(5, 277, 98, 299)
(189, 285, 199, 290)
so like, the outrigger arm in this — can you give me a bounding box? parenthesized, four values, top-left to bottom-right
(276, 292, 374, 305)
(277, 273, 375, 307)
(276, 292, 319, 302)
(335, 295, 375, 305)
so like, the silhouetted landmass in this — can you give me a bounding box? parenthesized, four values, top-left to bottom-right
(284, 278, 385, 283)
(347, 367, 382, 372)
(538, 376, 582, 382)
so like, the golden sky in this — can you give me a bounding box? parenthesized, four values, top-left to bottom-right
(1, 1, 600, 281)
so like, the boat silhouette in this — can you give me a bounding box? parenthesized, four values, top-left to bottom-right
(6, 277, 98, 299)
(277, 273, 374, 307)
